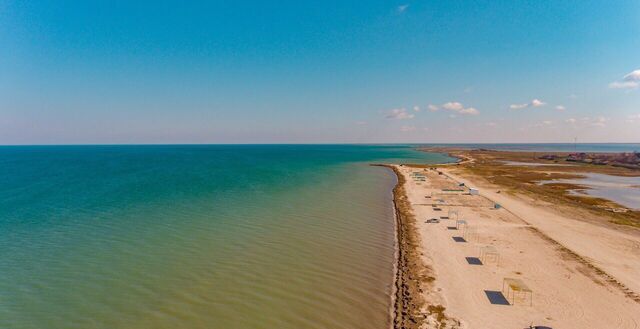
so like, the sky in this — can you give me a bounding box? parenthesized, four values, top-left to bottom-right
(1, 0, 639, 144)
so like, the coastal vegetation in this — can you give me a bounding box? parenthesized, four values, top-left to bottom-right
(421, 148, 640, 228)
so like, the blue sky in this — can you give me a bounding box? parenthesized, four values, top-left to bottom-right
(1, 0, 639, 144)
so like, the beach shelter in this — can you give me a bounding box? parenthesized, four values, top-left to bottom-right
(455, 219, 467, 230)
(480, 245, 500, 265)
(502, 278, 533, 306)
(463, 225, 478, 242)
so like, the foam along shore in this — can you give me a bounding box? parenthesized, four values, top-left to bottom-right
(389, 164, 640, 329)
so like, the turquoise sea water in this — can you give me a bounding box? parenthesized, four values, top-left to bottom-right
(0, 145, 451, 329)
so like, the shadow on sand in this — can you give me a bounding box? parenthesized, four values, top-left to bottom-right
(465, 257, 482, 265)
(484, 290, 510, 305)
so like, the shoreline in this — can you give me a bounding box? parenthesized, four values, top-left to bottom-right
(375, 164, 424, 329)
(383, 148, 640, 328)
(387, 166, 399, 329)
(375, 164, 457, 329)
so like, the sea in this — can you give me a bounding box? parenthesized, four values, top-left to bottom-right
(0, 145, 452, 329)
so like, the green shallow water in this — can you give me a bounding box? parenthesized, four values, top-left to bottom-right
(0, 145, 451, 329)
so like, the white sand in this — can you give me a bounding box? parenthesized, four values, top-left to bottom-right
(396, 165, 640, 328)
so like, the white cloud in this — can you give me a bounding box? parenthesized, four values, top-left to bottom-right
(459, 107, 479, 115)
(555, 105, 566, 111)
(385, 108, 414, 120)
(527, 120, 555, 128)
(413, 105, 420, 112)
(509, 103, 528, 110)
(400, 125, 416, 132)
(590, 116, 608, 127)
(609, 81, 639, 89)
(440, 101, 480, 115)
(427, 104, 439, 112)
(397, 4, 409, 13)
(510, 99, 546, 110)
(626, 70, 640, 81)
(531, 99, 546, 107)
(565, 117, 608, 127)
(442, 102, 464, 111)
(609, 69, 640, 89)
(627, 114, 640, 123)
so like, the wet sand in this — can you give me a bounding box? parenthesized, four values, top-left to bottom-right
(388, 164, 640, 328)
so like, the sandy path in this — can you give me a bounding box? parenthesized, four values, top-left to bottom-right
(396, 165, 640, 329)
(443, 168, 640, 296)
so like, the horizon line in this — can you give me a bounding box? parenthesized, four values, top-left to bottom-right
(1, 142, 639, 147)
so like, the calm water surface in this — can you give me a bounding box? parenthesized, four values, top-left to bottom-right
(541, 173, 640, 210)
(0, 145, 451, 329)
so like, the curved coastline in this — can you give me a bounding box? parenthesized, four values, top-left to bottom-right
(374, 164, 429, 329)
(374, 153, 461, 329)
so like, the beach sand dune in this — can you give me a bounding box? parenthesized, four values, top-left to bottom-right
(394, 165, 640, 329)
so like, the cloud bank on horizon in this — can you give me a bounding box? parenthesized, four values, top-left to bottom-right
(0, 1, 639, 144)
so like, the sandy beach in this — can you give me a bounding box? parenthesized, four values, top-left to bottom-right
(5, 1, 639, 327)
(388, 162, 640, 328)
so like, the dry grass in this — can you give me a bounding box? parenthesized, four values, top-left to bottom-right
(426, 305, 449, 329)
(416, 148, 640, 228)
